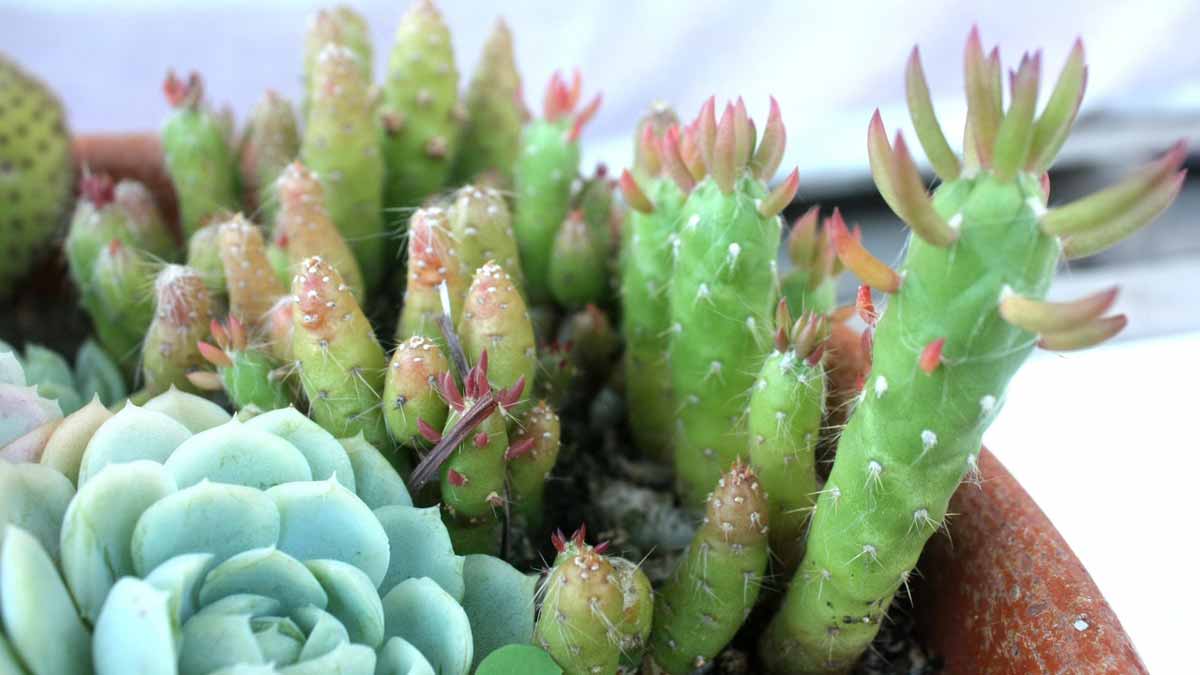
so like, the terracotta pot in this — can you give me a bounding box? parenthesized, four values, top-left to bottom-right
(68, 133, 1147, 674)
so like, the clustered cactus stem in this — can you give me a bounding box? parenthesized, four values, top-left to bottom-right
(193, 315, 290, 412)
(161, 71, 240, 238)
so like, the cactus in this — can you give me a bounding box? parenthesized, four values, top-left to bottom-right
(303, 5, 372, 119)
(301, 44, 386, 292)
(383, 335, 450, 449)
(557, 304, 617, 378)
(239, 90, 300, 225)
(274, 161, 366, 301)
(446, 183, 525, 288)
(0, 390, 538, 674)
(762, 31, 1187, 673)
(459, 262, 538, 405)
(161, 71, 240, 238)
(186, 220, 228, 300)
(548, 209, 608, 307)
(142, 265, 213, 395)
(506, 400, 561, 532)
(780, 207, 841, 317)
(380, 0, 462, 211)
(647, 461, 769, 674)
(217, 214, 286, 327)
(665, 98, 798, 506)
(513, 71, 601, 304)
(748, 304, 827, 573)
(194, 316, 291, 412)
(453, 18, 527, 186)
(395, 206, 467, 345)
(0, 54, 73, 296)
(618, 111, 687, 462)
(291, 256, 390, 452)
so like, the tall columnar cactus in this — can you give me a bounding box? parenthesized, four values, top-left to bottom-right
(291, 256, 390, 451)
(194, 316, 290, 412)
(1, 54, 73, 294)
(396, 206, 466, 344)
(762, 31, 1187, 673)
(748, 303, 827, 573)
(513, 71, 601, 304)
(506, 400, 561, 532)
(186, 221, 227, 297)
(303, 4, 372, 118)
(547, 209, 607, 307)
(446, 184, 525, 288)
(453, 18, 527, 186)
(380, 0, 462, 211)
(459, 262, 538, 404)
(383, 335, 450, 448)
(666, 98, 799, 506)
(142, 265, 213, 395)
(780, 207, 842, 317)
(217, 214, 286, 327)
(647, 461, 770, 674)
(161, 71, 240, 238)
(239, 90, 300, 225)
(274, 161, 366, 300)
(619, 111, 687, 461)
(301, 45, 386, 292)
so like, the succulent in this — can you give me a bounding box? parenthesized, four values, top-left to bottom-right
(216, 214, 286, 328)
(459, 262, 538, 409)
(273, 161, 365, 301)
(761, 31, 1186, 672)
(446, 183, 525, 289)
(142, 265, 214, 396)
(161, 71, 240, 238)
(383, 335, 451, 451)
(0, 54, 73, 296)
(506, 401, 561, 533)
(395, 206, 466, 347)
(239, 90, 300, 226)
(780, 206, 841, 317)
(194, 316, 291, 413)
(1, 339, 125, 419)
(0, 390, 538, 675)
(453, 18, 527, 187)
(302, 4, 372, 120)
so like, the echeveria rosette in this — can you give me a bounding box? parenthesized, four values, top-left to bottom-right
(0, 389, 537, 674)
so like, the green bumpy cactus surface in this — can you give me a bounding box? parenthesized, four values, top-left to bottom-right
(274, 161, 366, 301)
(0, 389, 539, 674)
(459, 262, 537, 407)
(506, 401, 561, 532)
(142, 265, 213, 395)
(447, 184, 525, 289)
(383, 335, 450, 450)
(395, 207, 466, 347)
(239, 90, 300, 226)
(161, 72, 240, 238)
(453, 18, 526, 187)
(0, 55, 73, 296)
(195, 316, 290, 413)
(763, 32, 1186, 673)
(303, 4, 372, 120)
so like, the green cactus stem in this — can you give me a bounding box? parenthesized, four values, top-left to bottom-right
(161, 71, 240, 238)
(239, 90, 300, 226)
(396, 207, 467, 346)
(762, 31, 1186, 673)
(453, 18, 527, 187)
(383, 335, 450, 449)
(301, 44, 386, 292)
(217, 214, 286, 328)
(506, 400, 560, 532)
(548, 209, 608, 308)
(781, 207, 842, 317)
(748, 304, 828, 573)
(459, 262, 538, 406)
(142, 265, 213, 395)
(513, 70, 601, 304)
(576, 165, 617, 263)
(291, 256, 390, 450)
(193, 316, 290, 412)
(557, 304, 617, 378)
(446, 184, 525, 288)
(303, 5, 372, 119)
(666, 97, 798, 506)
(274, 161, 365, 301)
(186, 221, 227, 298)
(380, 0, 462, 212)
(648, 461, 770, 674)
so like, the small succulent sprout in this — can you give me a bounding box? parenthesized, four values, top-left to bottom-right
(666, 97, 797, 507)
(303, 4, 372, 118)
(453, 18, 528, 187)
(160, 70, 241, 238)
(291, 256, 390, 450)
(239, 90, 300, 225)
(459, 261, 538, 410)
(535, 527, 629, 675)
(274, 161, 365, 300)
(764, 29, 1187, 673)
(186, 220, 228, 297)
(380, 0, 462, 214)
(513, 70, 602, 303)
(396, 206, 467, 346)
(446, 183, 525, 289)
(142, 265, 213, 395)
(193, 316, 291, 412)
(301, 43, 386, 292)
(532, 340, 577, 411)
(383, 335, 451, 449)
(780, 206, 843, 317)
(216, 214, 286, 328)
(557, 304, 618, 377)
(548, 209, 608, 307)
(506, 401, 561, 532)
(632, 102, 681, 179)
(648, 461, 770, 674)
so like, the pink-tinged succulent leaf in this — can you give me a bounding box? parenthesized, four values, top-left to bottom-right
(856, 285, 878, 326)
(447, 468, 468, 487)
(1028, 39, 1087, 172)
(711, 103, 738, 194)
(918, 337, 945, 374)
(828, 210, 901, 293)
(891, 133, 958, 247)
(758, 168, 799, 218)
(999, 286, 1118, 334)
(786, 205, 820, 265)
(473, 431, 490, 448)
(867, 110, 906, 220)
(752, 96, 787, 181)
(164, 70, 203, 109)
(551, 529, 567, 553)
(619, 170, 654, 214)
(81, 173, 116, 207)
(905, 47, 961, 182)
(963, 28, 998, 166)
(504, 436, 535, 461)
(992, 52, 1041, 181)
(568, 93, 602, 142)
(418, 418, 444, 444)
(197, 340, 233, 368)
(660, 126, 695, 193)
(185, 371, 223, 391)
(1063, 170, 1186, 259)
(638, 124, 663, 176)
(438, 370, 464, 411)
(679, 121, 706, 181)
(1038, 315, 1127, 351)
(696, 96, 717, 172)
(497, 375, 526, 409)
(732, 97, 753, 168)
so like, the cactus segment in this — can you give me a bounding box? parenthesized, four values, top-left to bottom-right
(161, 71, 240, 238)
(274, 161, 366, 301)
(648, 462, 769, 674)
(506, 401, 561, 532)
(548, 210, 608, 307)
(303, 5, 372, 119)
(383, 336, 451, 449)
(291, 256, 389, 450)
(186, 221, 227, 299)
(142, 265, 213, 394)
(459, 262, 537, 405)
(762, 31, 1185, 673)
(195, 316, 290, 412)
(396, 207, 467, 346)
(446, 184, 525, 289)
(380, 0, 462, 211)
(780, 207, 842, 317)
(453, 18, 527, 186)
(301, 45, 386, 292)
(239, 90, 300, 226)
(217, 214, 286, 328)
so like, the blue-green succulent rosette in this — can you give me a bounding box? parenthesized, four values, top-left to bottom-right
(0, 389, 538, 675)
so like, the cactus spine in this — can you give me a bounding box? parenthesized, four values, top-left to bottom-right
(301, 44, 386, 292)
(453, 18, 527, 186)
(513, 71, 601, 304)
(142, 265, 213, 394)
(380, 0, 462, 211)
(762, 32, 1186, 673)
(666, 98, 798, 506)
(239, 90, 300, 226)
(274, 161, 365, 301)
(648, 461, 769, 674)
(535, 529, 625, 675)
(161, 72, 240, 238)
(446, 184, 524, 288)
(396, 207, 466, 345)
